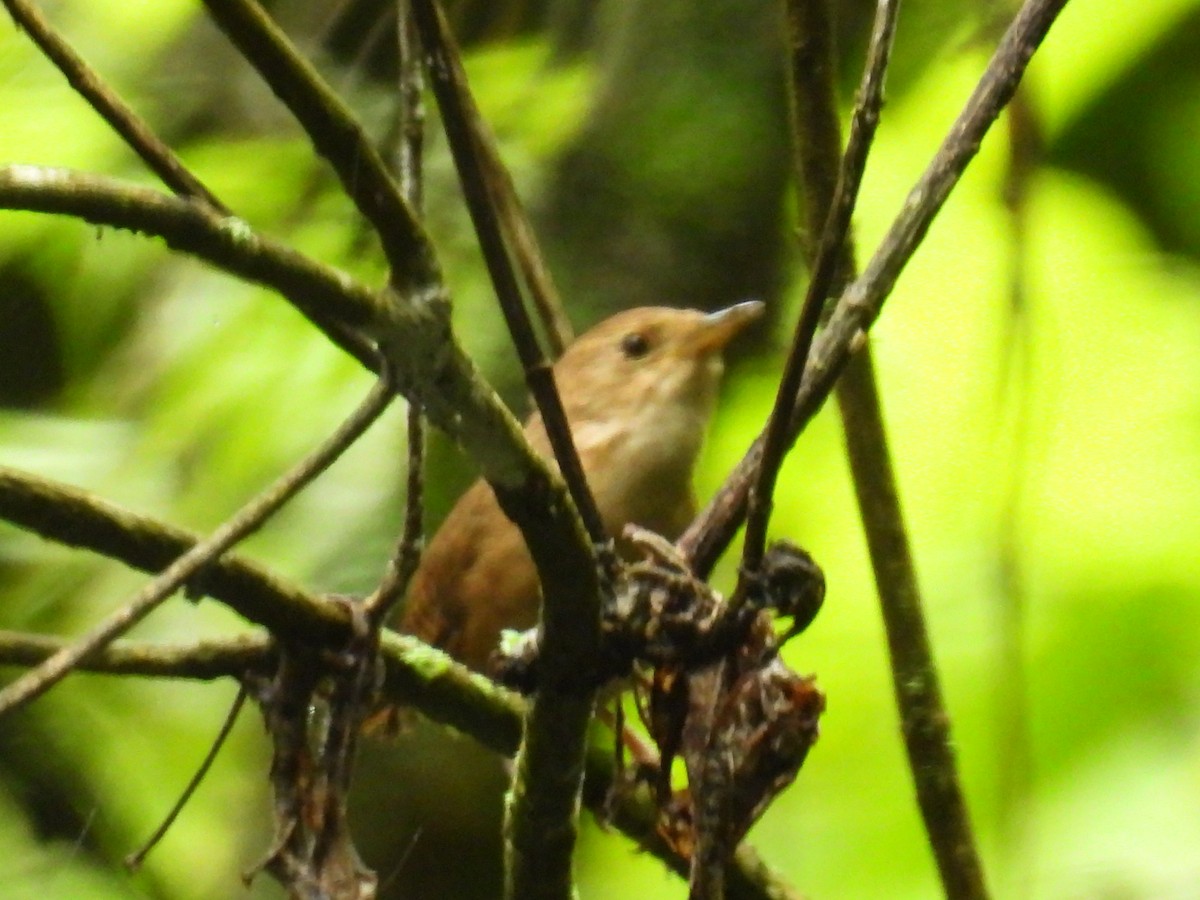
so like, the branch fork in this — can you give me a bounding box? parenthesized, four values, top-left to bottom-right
(494, 527, 827, 899)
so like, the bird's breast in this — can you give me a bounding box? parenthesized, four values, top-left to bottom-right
(572, 395, 710, 537)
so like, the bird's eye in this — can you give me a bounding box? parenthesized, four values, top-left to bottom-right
(620, 332, 651, 359)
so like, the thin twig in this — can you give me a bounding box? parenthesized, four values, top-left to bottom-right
(502, 186, 575, 355)
(199, 0, 438, 290)
(0, 374, 395, 717)
(740, 0, 900, 575)
(0, 165, 558, 512)
(3, 0, 380, 370)
(782, 0, 989, 896)
(679, 0, 1071, 578)
(0, 471, 351, 643)
(410, 0, 603, 545)
(365, 2, 427, 624)
(0, 620, 520, 755)
(464, 87, 574, 354)
(0, 166, 391, 369)
(840, 354, 991, 898)
(0, 630, 275, 679)
(126, 686, 249, 870)
(0, 624, 789, 900)
(378, 826, 424, 894)
(424, 1, 573, 353)
(411, 8, 606, 898)
(2, 0, 226, 211)
(367, 405, 426, 621)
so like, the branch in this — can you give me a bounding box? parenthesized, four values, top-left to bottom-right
(422, 5, 574, 354)
(364, 1, 427, 626)
(377, 5, 571, 357)
(0, 166, 389, 357)
(0, 472, 794, 899)
(0, 622, 795, 900)
(367, 404, 426, 622)
(0, 375, 394, 717)
(0, 464, 519, 742)
(0, 465, 343, 641)
(125, 685, 249, 871)
(0, 167, 583, 565)
(679, 0, 1071, 577)
(2, 0, 380, 370)
(198, 0, 438, 290)
(410, 7, 605, 898)
(780, 0, 990, 897)
(2, 0, 225, 210)
(0, 630, 274, 680)
(839, 355, 993, 899)
(739, 0, 899, 575)
(392, 0, 425, 211)
(411, 0, 602, 546)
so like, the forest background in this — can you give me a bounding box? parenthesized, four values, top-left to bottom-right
(1, 0, 1198, 898)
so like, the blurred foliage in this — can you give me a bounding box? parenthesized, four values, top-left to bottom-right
(2, 0, 1200, 898)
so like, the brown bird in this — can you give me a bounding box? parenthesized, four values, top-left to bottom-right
(398, 301, 764, 672)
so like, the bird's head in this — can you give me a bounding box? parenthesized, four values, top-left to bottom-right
(552, 300, 765, 426)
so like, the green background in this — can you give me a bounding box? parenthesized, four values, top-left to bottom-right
(1, 1, 1198, 897)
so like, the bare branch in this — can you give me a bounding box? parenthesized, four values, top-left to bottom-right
(840, 353, 993, 898)
(410, 5, 573, 356)
(198, 0, 437, 290)
(409, 8, 606, 897)
(0, 466, 339, 639)
(0, 630, 274, 679)
(392, 0, 425, 210)
(364, 1, 428, 626)
(2, 0, 226, 211)
(126, 686, 249, 870)
(0, 166, 562, 513)
(777, 0, 990, 897)
(741, 0, 900, 583)
(0, 166, 389, 360)
(679, 0, 1071, 577)
(411, 0, 603, 547)
(366, 405, 426, 621)
(0, 375, 395, 717)
(505, 191, 576, 355)
(0, 625, 792, 900)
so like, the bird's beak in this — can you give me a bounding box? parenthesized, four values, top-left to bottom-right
(687, 299, 765, 356)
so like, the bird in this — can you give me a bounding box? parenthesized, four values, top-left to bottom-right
(398, 301, 764, 673)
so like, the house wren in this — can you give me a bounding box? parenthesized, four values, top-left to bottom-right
(398, 301, 764, 672)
